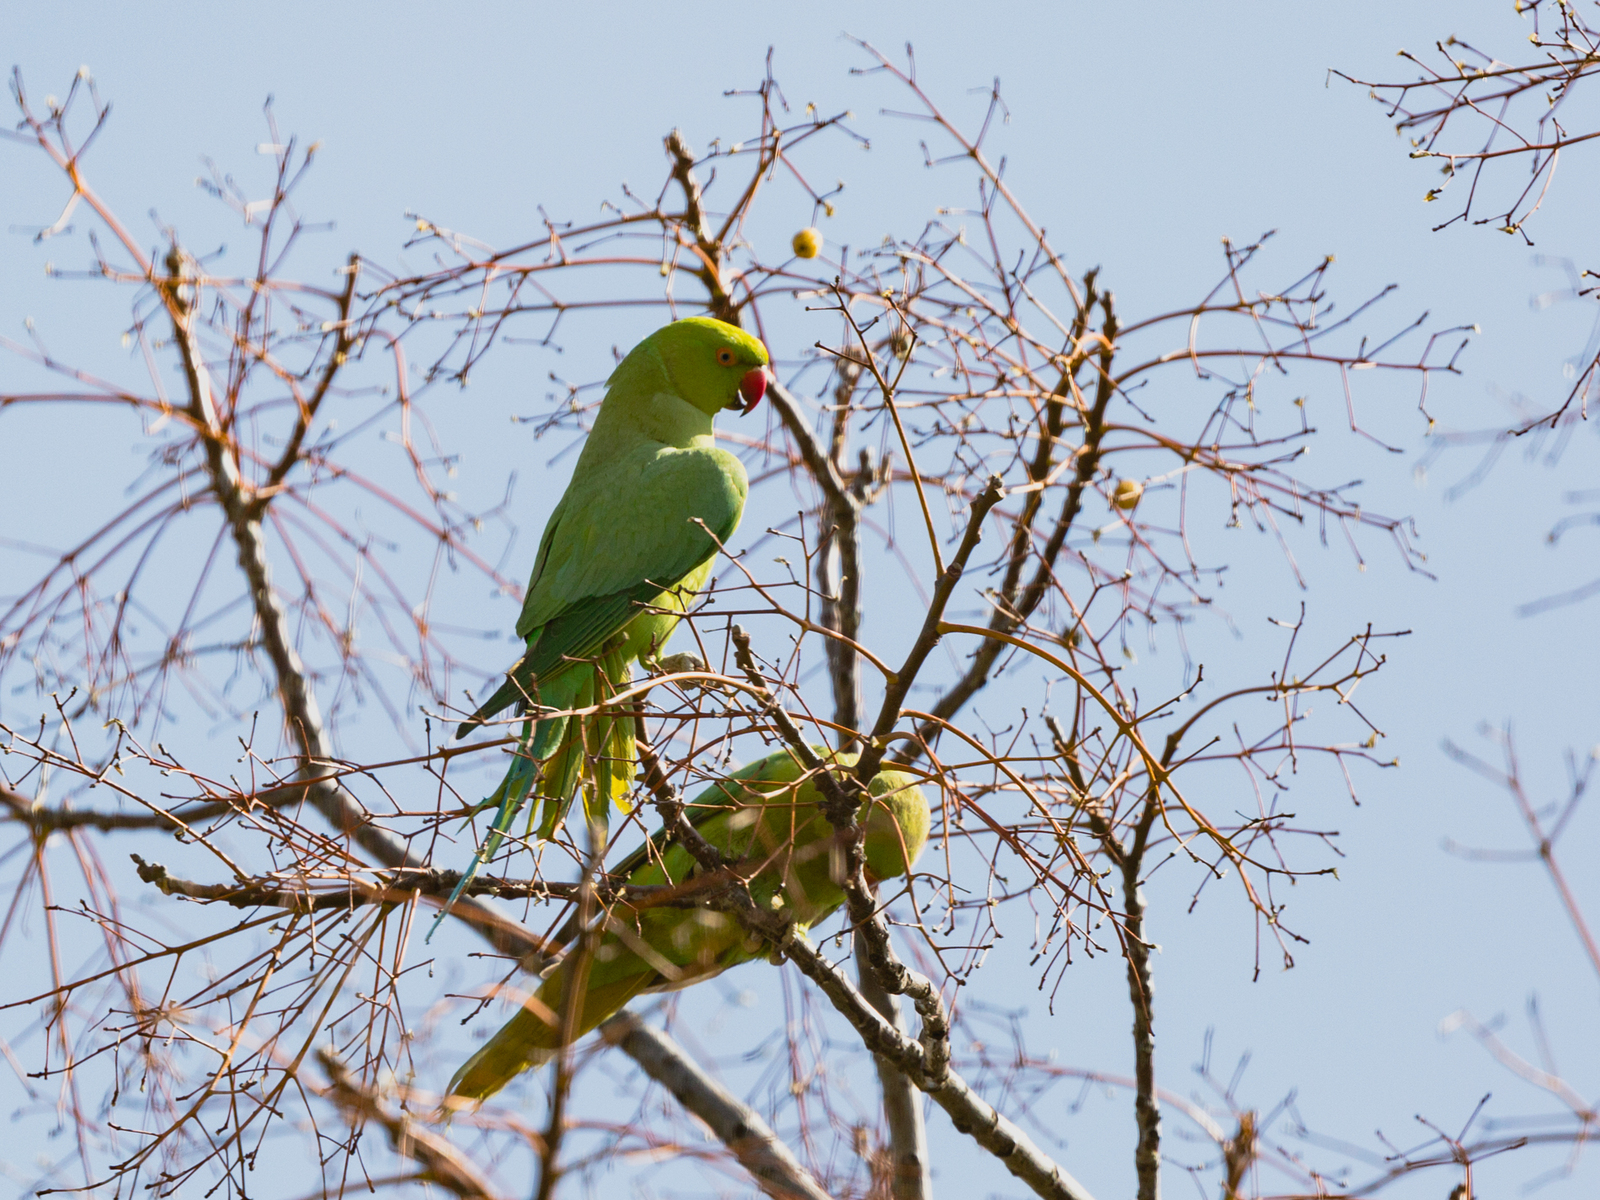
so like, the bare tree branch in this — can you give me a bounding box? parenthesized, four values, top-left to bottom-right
(599, 1011, 835, 1200)
(320, 1048, 508, 1200)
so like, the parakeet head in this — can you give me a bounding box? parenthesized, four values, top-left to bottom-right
(860, 769, 930, 884)
(650, 317, 770, 415)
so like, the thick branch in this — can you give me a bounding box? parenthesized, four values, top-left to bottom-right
(0, 774, 366, 834)
(599, 1011, 833, 1200)
(665, 639, 1092, 1200)
(725, 474, 1007, 1070)
(320, 1047, 506, 1200)
(840, 475, 1005, 1007)
(253, 252, 360, 506)
(765, 379, 855, 516)
(1123, 821, 1161, 1200)
(127, 856, 716, 916)
(858, 954, 932, 1200)
(777, 351, 922, 1190)
(776, 929, 1095, 1200)
(1, 784, 235, 833)
(665, 129, 735, 323)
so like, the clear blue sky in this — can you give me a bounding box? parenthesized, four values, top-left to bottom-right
(4, 3, 1598, 1198)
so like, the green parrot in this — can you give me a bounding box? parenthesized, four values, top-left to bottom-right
(431, 318, 770, 939)
(446, 746, 931, 1103)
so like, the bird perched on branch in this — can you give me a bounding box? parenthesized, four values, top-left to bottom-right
(446, 745, 931, 1102)
(430, 318, 769, 939)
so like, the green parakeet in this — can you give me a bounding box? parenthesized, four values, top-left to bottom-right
(432, 318, 769, 939)
(446, 746, 931, 1103)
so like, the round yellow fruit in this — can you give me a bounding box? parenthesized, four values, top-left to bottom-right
(792, 227, 823, 259)
(1112, 479, 1143, 510)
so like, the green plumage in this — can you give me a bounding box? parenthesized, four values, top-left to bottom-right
(446, 747, 932, 1103)
(429, 319, 768, 938)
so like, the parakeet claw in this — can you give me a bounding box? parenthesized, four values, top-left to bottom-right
(654, 651, 707, 675)
(652, 651, 729, 693)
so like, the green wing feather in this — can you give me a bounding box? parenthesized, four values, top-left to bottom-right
(457, 581, 663, 738)
(515, 444, 745, 638)
(457, 446, 745, 737)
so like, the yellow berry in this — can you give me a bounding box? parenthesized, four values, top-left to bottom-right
(1112, 479, 1143, 510)
(792, 227, 823, 259)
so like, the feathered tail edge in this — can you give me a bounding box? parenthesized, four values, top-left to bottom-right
(446, 959, 659, 1103)
(427, 648, 638, 942)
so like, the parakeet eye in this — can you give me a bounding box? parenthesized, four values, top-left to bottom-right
(716, 348, 737, 366)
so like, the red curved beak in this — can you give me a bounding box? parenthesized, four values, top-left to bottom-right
(738, 367, 768, 414)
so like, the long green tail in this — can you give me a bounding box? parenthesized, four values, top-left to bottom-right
(447, 960, 655, 1101)
(427, 651, 636, 942)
